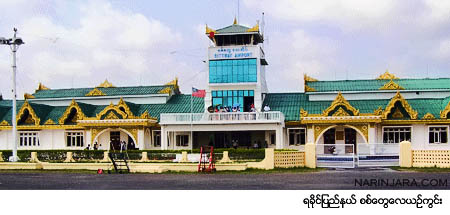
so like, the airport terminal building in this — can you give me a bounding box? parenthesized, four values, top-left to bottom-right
(1, 19, 450, 153)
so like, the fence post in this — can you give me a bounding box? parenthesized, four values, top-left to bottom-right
(399, 141, 412, 167)
(102, 151, 111, 162)
(305, 143, 316, 168)
(219, 151, 232, 163)
(180, 151, 189, 163)
(140, 152, 149, 162)
(0, 152, 3, 162)
(264, 148, 275, 170)
(64, 152, 75, 163)
(30, 151, 40, 163)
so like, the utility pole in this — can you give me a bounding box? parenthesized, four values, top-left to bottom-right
(0, 28, 24, 162)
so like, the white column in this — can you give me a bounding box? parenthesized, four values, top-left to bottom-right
(275, 126, 283, 149)
(137, 129, 145, 150)
(368, 124, 376, 144)
(161, 126, 168, 150)
(307, 126, 315, 144)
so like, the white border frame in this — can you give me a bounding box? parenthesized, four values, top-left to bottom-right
(427, 125, 449, 145)
(152, 130, 161, 147)
(65, 130, 86, 149)
(381, 125, 413, 144)
(287, 127, 307, 146)
(18, 131, 40, 148)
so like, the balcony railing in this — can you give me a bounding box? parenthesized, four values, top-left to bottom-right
(160, 111, 285, 125)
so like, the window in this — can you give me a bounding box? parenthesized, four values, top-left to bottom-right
(176, 135, 189, 147)
(429, 127, 448, 144)
(153, 130, 161, 147)
(383, 127, 411, 143)
(212, 90, 254, 112)
(209, 59, 257, 83)
(66, 131, 84, 147)
(288, 128, 306, 145)
(19, 132, 39, 147)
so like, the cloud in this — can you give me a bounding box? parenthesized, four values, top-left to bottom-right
(243, 0, 395, 30)
(0, 0, 186, 98)
(265, 30, 339, 92)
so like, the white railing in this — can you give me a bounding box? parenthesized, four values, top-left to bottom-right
(160, 111, 285, 124)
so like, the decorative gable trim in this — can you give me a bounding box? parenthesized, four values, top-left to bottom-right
(17, 100, 41, 126)
(58, 99, 87, 125)
(441, 101, 450, 119)
(379, 79, 404, 90)
(96, 102, 128, 120)
(85, 88, 106, 97)
(322, 92, 359, 116)
(382, 91, 418, 119)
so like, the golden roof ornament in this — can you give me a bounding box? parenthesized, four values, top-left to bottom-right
(44, 119, 56, 125)
(304, 85, 316, 92)
(247, 23, 259, 32)
(24, 93, 35, 99)
(304, 74, 318, 82)
(422, 113, 435, 120)
(233, 17, 238, 25)
(85, 88, 106, 96)
(35, 82, 50, 92)
(206, 25, 216, 34)
(376, 70, 399, 80)
(379, 79, 404, 90)
(0, 120, 9, 126)
(97, 79, 115, 88)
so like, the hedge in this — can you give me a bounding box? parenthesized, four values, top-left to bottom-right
(0, 148, 266, 162)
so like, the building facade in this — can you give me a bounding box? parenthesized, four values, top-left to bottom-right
(1, 19, 450, 153)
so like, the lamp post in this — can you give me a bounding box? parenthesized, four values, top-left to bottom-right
(0, 28, 24, 162)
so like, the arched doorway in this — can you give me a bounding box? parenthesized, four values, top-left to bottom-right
(93, 128, 137, 150)
(316, 125, 367, 154)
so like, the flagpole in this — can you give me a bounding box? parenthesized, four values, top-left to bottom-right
(191, 86, 193, 154)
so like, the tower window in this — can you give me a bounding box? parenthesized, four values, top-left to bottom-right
(209, 59, 257, 83)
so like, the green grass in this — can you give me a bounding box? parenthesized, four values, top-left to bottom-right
(391, 166, 450, 172)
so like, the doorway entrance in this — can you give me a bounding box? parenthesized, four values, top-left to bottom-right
(243, 96, 254, 112)
(344, 128, 357, 153)
(110, 131, 120, 150)
(323, 128, 335, 154)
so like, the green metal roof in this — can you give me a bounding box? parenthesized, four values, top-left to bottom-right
(216, 24, 251, 34)
(307, 78, 450, 92)
(139, 94, 204, 121)
(262, 93, 308, 121)
(263, 93, 449, 121)
(32, 85, 175, 99)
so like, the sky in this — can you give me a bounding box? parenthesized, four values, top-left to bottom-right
(1, 0, 450, 99)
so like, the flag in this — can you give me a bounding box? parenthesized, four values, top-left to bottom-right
(192, 87, 206, 98)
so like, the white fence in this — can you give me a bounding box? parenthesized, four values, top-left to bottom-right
(316, 143, 400, 168)
(160, 111, 284, 124)
(357, 143, 399, 167)
(316, 144, 355, 168)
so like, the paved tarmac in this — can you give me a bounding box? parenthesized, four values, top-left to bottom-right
(0, 168, 449, 190)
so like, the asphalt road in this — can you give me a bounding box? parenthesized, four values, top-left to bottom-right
(0, 168, 449, 190)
